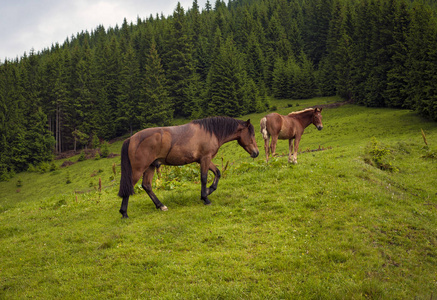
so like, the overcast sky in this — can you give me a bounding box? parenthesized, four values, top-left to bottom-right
(0, 0, 208, 61)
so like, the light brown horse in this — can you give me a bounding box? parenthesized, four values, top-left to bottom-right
(260, 107, 323, 163)
(118, 116, 259, 218)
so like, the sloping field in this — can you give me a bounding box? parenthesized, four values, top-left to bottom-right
(1, 97, 436, 299)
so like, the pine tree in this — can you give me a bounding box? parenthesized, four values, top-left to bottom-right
(24, 107, 55, 165)
(385, 0, 410, 108)
(0, 60, 25, 178)
(117, 42, 141, 135)
(140, 40, 173, 127)
(317, 0, 344, 97)
(335, 31, 353, 99)
(42, 45, 68, 153)
(206, 36, 252, 117)
(91, 26, 113, 140)
(303, 0, 333, 66)
(350, 0, 373, 104)
(324, 1, 353, 99)
(266, 12, 292, 61)
(272, 57, 290, 99)
(405, 2, 437, 120)
(294, 52, 317, 99)
(245, 31, 266, 85)
(165, 3, 196, 117)
(20, 49, 42, 120)
(67, 39, 94, 144)
(104, 36, 121, 136)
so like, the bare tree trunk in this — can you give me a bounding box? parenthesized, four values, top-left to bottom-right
(56, 104, 59, 153)
(56, 104, 62, 153)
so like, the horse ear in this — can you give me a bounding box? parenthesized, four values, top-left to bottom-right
(246, 119, 251, 126)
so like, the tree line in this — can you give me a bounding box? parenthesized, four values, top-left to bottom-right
(1, 0, 436, 180)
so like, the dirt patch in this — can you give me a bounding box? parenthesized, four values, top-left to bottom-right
(60, 160, 76, 168)
(56, 150, 77, 160)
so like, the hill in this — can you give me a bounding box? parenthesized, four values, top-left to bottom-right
(1, 97, 436, 298)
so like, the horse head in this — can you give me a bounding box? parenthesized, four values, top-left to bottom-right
(237, 119, 259, 158)
(313, 108, 323, 131)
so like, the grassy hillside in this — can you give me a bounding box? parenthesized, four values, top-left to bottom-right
(1, 96, 436, 299)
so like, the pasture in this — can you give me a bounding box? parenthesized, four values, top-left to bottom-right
(1, 96, 436, 299)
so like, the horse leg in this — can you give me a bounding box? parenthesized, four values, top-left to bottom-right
(206, 162, 221, 196)
(270, 135, 278, 157)
(119, 168, 143, 218)
(264, 136, 270, 162)
(142, 166, 168, 211)
(200, 157, 212, 205)
(292, 137, 301, 164)
(288, 139, 294, 163)
(120, 196, 130, 218)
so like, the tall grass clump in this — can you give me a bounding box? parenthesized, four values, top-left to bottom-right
(364, 137, 399, 172)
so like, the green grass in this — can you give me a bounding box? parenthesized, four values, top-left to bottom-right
(1, 96, 437, 299)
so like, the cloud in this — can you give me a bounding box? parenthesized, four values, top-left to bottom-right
(0, 0, 207, 61)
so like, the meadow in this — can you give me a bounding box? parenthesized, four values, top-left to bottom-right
(1, 96, 436, 299)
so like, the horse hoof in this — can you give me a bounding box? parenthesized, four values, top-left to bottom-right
(121, 215, 129, 219)
(160, 206, 168, 211)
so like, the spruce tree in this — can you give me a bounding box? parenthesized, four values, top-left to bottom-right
(165, 3, 196, 118)
(140, 40, 173, 127)
(350, 0, 373, 104)
(67, 39, 94, 144)
(272, 57, 290, 99)
(385, 0, 410, 108)
(117, 42, 141, 135)
(104, 36, 121, 136)
(294, 52, 317, 99)
(303, 0, 333, 66)
(42, 45, 70, 153)
(206, 36, 252, 117)
(0, 61, 24, 178)
(405, 2, 437, 120)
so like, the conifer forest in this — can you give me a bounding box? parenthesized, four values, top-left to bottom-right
(1, 0, 437, 179)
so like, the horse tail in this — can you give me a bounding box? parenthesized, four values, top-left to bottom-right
(118, 138, 134, 198)
(260, 117, 269, 140)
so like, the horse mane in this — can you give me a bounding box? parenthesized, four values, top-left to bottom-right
(192, 116, 254, 141)
(288, 108, 315, 116)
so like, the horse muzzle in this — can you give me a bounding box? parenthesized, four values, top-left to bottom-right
(317, 126, 323, 131)
(251, 150, 259, 158)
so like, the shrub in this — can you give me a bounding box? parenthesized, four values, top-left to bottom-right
(100, 143, 110, 158)
(49, 161, 58, 171)
(66, 171, 72, 184)
(91, 133, 100, 149)
(364, 138, 399, 172)
(27, 161, 57, 173)
(78, 151, 86, 162)
(422, 147, 437, 159)
(37, 162, 50, 173)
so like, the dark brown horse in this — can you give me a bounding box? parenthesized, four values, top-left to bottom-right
(260, 107, 323, 163)
(118, 116, 259, 218)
